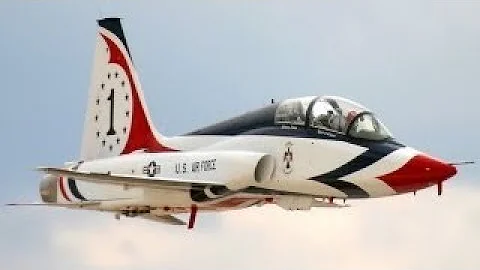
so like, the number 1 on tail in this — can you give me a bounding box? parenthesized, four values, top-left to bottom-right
(107, 89, 116, 135)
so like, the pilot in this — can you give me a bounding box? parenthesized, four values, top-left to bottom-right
(311, 101, 343, 132)
(326, 110, 344, 132)
(343, 110, 358, 132)
(324, 99, 345, 132)
(316, 109, 334, 128)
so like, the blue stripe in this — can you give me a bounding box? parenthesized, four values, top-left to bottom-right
(68, 178, 87, 201)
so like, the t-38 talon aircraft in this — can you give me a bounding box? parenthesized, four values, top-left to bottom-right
(13, 18, 460, 229)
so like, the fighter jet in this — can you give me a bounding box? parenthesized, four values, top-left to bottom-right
(18, 18, 460, 229)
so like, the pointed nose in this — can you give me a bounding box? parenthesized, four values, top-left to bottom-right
(412, 154, 457, 181)
(379, 154, 457, 193)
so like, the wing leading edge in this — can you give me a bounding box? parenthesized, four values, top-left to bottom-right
(37, 166, 226, 190)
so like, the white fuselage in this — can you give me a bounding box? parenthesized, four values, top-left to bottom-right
(60, 134, 418, 214)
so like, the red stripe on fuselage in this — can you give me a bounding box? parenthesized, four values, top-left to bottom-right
(58, 176, 71, 202)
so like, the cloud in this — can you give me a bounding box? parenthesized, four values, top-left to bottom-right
(47, 184, 479, 270)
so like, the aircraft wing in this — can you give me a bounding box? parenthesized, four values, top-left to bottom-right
(6, 201, 101, 208)
(37, 166, 226, 190)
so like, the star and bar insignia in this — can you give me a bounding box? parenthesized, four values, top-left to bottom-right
(143, 161, 161, 177)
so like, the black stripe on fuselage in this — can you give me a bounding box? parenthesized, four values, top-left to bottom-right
(317, 180, 369, 198)
(186, 104, 403, 199)
(186, 125, 403, 199)
(314, 140, 402, 180)
(67, 178, 87, 201)
(189, 185, 335, 203)
(245, 178, 369, 199)
(308, 139, 402, 198)
(187, 104, 278, 136)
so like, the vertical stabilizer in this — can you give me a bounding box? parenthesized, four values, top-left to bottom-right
(80, 18, 174, 161)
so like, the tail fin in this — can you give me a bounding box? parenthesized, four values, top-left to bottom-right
(81, 18, 174, 160)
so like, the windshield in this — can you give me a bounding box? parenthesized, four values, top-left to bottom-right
(347, 113, 392, 140)
(310, 96, 393, 140)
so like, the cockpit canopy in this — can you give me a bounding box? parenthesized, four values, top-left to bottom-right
(274, 96, 392, 140)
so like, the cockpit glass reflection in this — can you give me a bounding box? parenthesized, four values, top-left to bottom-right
(275, 97, 315, 126)
(310, 100, 345, 132)
(310, 96, 393, 140)
(274, 95, 393, 141)
(348, 113, 392, 140)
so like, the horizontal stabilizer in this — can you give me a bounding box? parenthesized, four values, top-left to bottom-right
(37, 166, 225, 190)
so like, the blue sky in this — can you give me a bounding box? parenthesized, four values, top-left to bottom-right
(1, 1, 479, 269)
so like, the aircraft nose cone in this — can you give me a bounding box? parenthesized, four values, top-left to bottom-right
(414, 154, 457, 181)
(440, 160, 457, 180)
(379, 154, 457, 193)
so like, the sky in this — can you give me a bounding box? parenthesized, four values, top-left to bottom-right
(1, 1, 479, 269)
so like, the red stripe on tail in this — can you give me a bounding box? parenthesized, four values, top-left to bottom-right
(100, 34, 176, 153)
